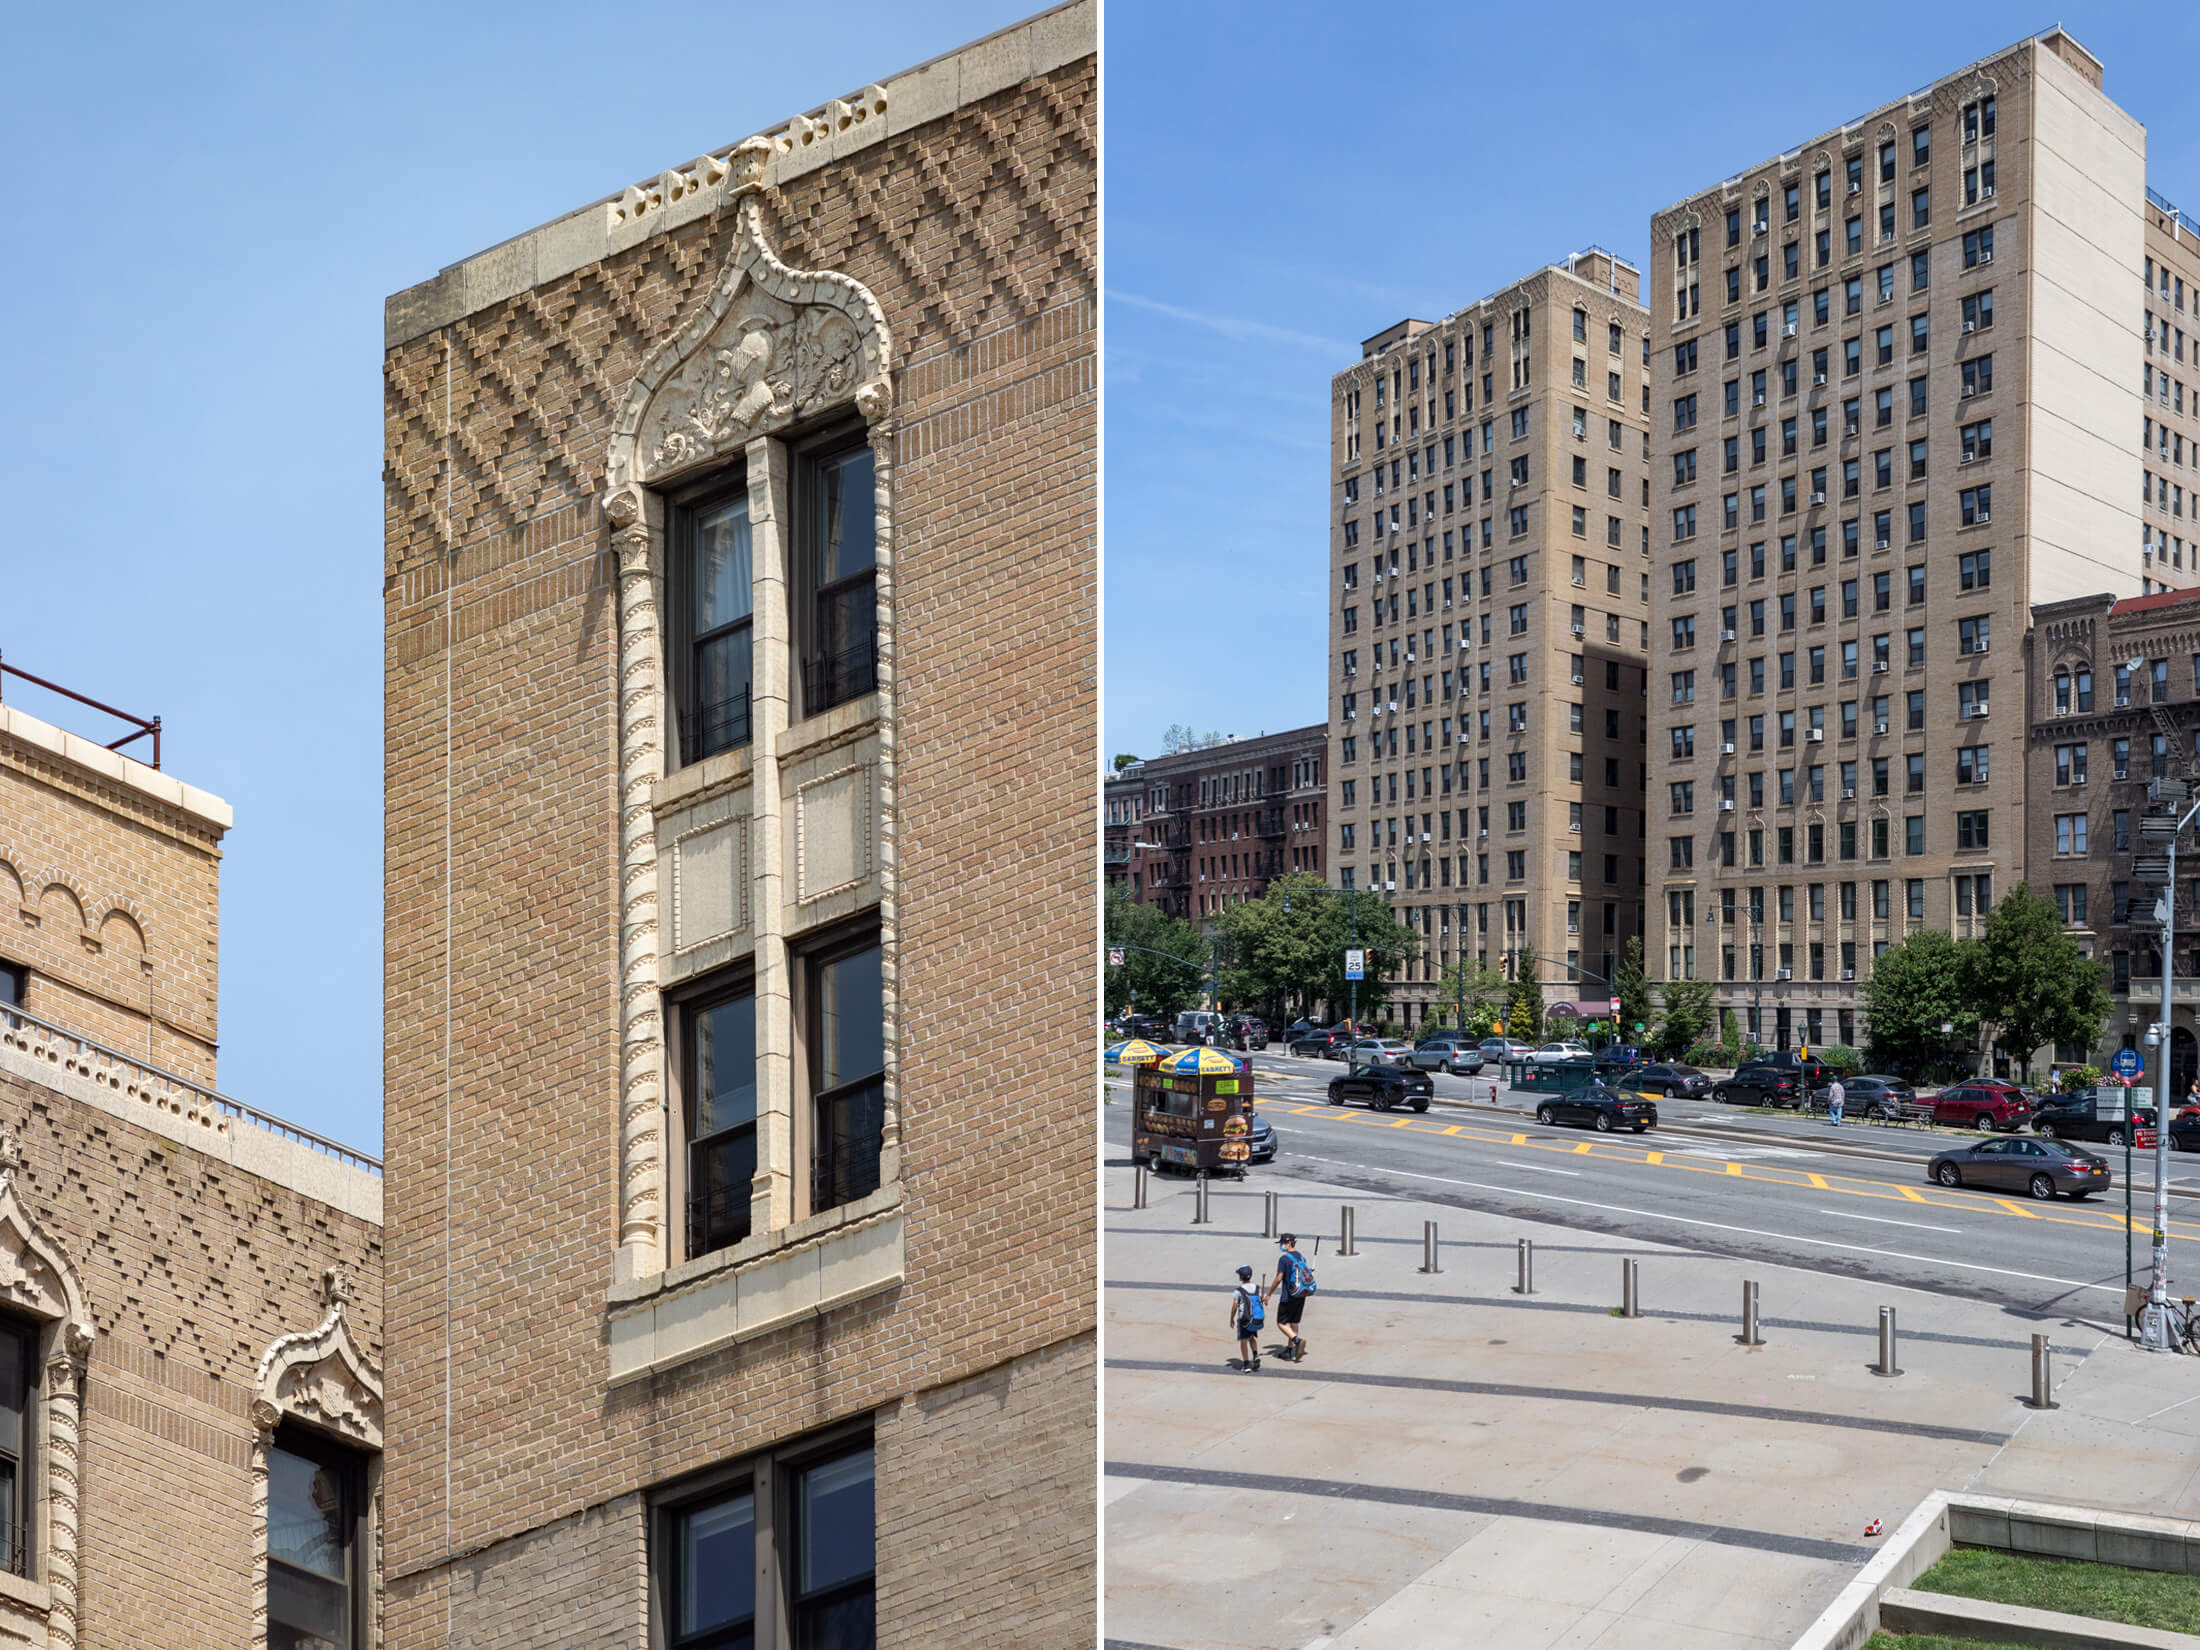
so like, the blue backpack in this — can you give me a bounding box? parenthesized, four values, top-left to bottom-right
(1281, 1251, 1317, 1296)
(1237, 1284, 1265, 1329)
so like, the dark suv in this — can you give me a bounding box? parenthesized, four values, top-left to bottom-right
(1713, 1061, 1807, 1107)
(1221, 1015, 1269, 1051)
(1327, 1062, 1435, 1113)
(2031, 1089, 2153, 1146)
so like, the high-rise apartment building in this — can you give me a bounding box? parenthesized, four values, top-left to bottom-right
(1328, 251, 1653, 1029)
(378, 8, 1095, 1646)
(1646, 29, 2156, 1051)
(2144, 193, 2200, 583)
(1104, 725, 1327, 919)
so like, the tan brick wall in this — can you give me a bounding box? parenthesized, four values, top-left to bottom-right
(380, 43, 1095, 1647)
(0, 723, 224, 1083)
(0, 1065, 382, 1647)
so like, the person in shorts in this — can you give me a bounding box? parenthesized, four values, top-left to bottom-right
(1267, 1233, 1313, 1361)
(1229, 1264, 1264, 1372)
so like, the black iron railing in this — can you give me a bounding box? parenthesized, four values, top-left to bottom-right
(682, 686, 753, 763)
(812, 1076, 884, 1215)
(686, 1183, 752, 1261)
(803, 640, 878, 715)
(0, 653, 160, 768)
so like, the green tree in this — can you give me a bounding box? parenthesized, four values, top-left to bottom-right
(1654, 978, 1717, 1058)
(1111, 752, 1141, 772)
(1862, 928, 1980, 1076)
(1506, 953, 1544, 1040)
(1103, 885, 1206, 1020)
(1721, 1008, 1742, 1051)
(1209, 875, 1416, 1026)
(1427, 955, 1509, 1036)
(1614, 935, 1650, 1043)
(1963, 882, 2113, 1079)
(1159, 723, 1229, 755)
(1316, 885, 1417, 1028)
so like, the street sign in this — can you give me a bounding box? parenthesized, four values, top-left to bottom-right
(1344, 948, 1365, 981)
(1107, 948, 1124, 967)
(2112, 1047, 2145, 1081)
(1634, 1021, 1646, 1033)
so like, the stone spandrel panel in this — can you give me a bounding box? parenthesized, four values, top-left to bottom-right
(665, 789, 755, 985)
(795, 762, 874, 905)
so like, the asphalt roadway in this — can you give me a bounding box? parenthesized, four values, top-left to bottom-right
(1105, 1050, 2200, 1324)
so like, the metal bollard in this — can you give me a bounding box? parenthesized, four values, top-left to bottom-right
(1340, 1204, 1357, 1255)
(1264, 1190, 1279, 1240)
(1421, 1220, 1441, 1274)
(1740, 1279, 1763, 1346)
(1622, 1258, 1640, 1318)
(1192, 1173, 1210, 1225)
(1516, 1238, 1535, 1295)
(1874, 1306, 1902, 1377)
(1133, 1166, 1149, 1210)
(2029, 1334, 2058, 1410)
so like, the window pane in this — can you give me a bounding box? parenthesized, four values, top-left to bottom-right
(804, 447, 879, 711)
(693, 997, 758, 1139)
(679, 1491, 756, 1637)
(693, 627, 753, 757)
(695, 498, 753, 631)
(268, 1448, 348, 1579)
(817, 948, 883, 1092)
(811, 450, 875, 586)
(794, 1449, 875, 1650)
(0, 1321, 28, 1463)
(269, 1563, 352, 1650)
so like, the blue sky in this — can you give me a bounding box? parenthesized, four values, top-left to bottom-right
(1104, 1, 2200, 766)
(0, 0, 1036, 1152)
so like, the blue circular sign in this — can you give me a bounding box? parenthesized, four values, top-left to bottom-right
(2112, 1048, 2145, 1079)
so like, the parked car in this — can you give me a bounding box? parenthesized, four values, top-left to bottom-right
(1286, 1018, 1321, 1040)
(1928, 1135, 2111, 1200)
(1221, 1015, 1269, 1051)
(1174, 1010, 1223, 1045)
(1712, 1061, 1807, 1107)
(1802, 1074, 1919, 1119)
(2031, 1090, 2155, 1146)
(1286, 1028, 1350, 1059)
(1410, 1034, 1486, 1075)
(1751, 1050, 1837, 1089)
(1344, 1038, 1416, 1066)
(1597, 1044, 1646, 1068)
(1622, 1063, 1712, 1099)
(1535, 1082, 1657, 1134)
(2170, 1114, 2200, 1153)
(1247, 1109, 1278, 1163)
(1479, 1037, 1535, 1061)
(1114, 1013, 1171, 1042)
(1930, 1079, 2034, 1133)
(1327, 1062, 1435, 1113)
(1529, 1041, 1592, 1064)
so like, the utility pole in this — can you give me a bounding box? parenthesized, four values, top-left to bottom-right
(2133, 773, 2198, 1351)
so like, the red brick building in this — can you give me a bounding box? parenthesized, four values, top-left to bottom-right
(1105, 724, 1328, 919)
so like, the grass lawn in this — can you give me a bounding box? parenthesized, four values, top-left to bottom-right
(1864, 1635, 2010, 1650)
(1911, 1546, 2200, 1632)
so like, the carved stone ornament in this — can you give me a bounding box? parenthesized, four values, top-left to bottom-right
(0, 1166, 92, 1337)
(254, 1291, 383, 1450)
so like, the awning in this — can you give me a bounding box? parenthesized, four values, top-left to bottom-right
(1546, 1000, 1613, 1018)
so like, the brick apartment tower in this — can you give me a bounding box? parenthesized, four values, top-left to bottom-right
(1645, 29, 2155, 1053)
(378, 8, 1095, 1646)
(1328, 252, 1653, 1032)
(1103, 725, 1327, 920)
(0, 695, 383, 1647)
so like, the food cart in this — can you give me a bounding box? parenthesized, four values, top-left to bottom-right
(1131, 1047, 1257, 1176)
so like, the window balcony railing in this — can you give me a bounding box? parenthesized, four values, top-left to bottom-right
(804, 639, 878, 715)
(685, 1182, 751, 1262)
(812, 1075, 885, 1216)
(682, 686, 753, 762)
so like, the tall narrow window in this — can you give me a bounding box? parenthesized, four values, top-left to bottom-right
(798, 441, 879, 716)
(684, 986, 759, 1259)
(0, 1320, 29, 1578)
(792, 1445, 877, 1647)
(669, 1478, 756, 1649)
(809, 935, 884, 1215)
(268, 1427, 365, 1650)
(674, 490, 755, 763)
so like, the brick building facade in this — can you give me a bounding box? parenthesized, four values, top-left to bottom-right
(0, 693, 384, 1648)
(378, 8, 1095, 1647)
(1104, 725, 1327, 919)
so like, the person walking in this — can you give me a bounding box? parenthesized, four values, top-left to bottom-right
(1827, 1074, 1846, 1127)
(1267, 1233, 1316, 1362)
(1229, 1264, 1265, 1372)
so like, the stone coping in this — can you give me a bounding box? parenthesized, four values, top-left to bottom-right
(0, 704, 230, 832)
(1792, 1490, 2200, 1650)
(385, 0, 1094, 348)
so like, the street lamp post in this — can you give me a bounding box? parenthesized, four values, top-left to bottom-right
(2142, 792, 2200, 1350)
(1504, 950, 1619, 1045)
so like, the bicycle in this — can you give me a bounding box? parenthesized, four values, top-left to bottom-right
(2159, 1296, 2200, 1356)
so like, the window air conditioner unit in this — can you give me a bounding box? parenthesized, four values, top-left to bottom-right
(1876, 537, 1891, 549)
(1810, 491, 1826, 504)
(1980, 250, 1993, 263)
(1721, 740, 1736, 754)
(1961, 320, 1976, 334)
(1875, 720, 1890, 734)
(1965, 701, 1990, 718)
(1959, 452, 1975, 464)
(1783, 322, 1798, 338)
(1872, 660, 1890, 673)
(1720, 628, 1737, 641)
(1384, 881, 1396, 891)
(1841, 967, 1856, 980)
(1813, 372, 1828, 386)
(1571, 672, 1585, 685)
(1842, 786, 1856, 799)
(1478, 827, 1489, 838)
(1777, 967, 1793, 979)
(1754, 391, 1767, 406)
(1974, 512, 1989, 525)
(1572, 623, 1587, 637)
(1982, 186, 1995, 199)
(1806, 728, 1824, 742)
(1718, 799, 1736, 811)
(1961, 385, 1977, 398)
(1569, 822, 1581, 832)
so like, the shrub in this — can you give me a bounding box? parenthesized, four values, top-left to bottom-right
(1817, 1044, 1864, 1074)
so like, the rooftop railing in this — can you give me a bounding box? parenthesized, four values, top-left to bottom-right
(0, 653, 161, 768)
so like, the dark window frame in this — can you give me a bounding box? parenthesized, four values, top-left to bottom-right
(792, 421, 880, 720)
(672, 964, 763, 1264)
(667, 469, 758, 766)
(267, 1420, 369, 1650)
(795, 913, 886, 1220)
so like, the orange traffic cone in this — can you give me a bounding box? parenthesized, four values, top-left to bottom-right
(1864, 1518, 1883, 1537)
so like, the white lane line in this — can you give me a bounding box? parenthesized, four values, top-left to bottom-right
(1494, 1160, 1583, 1176)
(1294, 1155, 2120, 1296)
(1817, 1208, 1965, 1235)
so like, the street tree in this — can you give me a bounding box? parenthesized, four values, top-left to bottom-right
(1654, 977, 1717, 1058)
(1861, 928, 1980, 1076)
(1963, 882, 2113, 1079)
(1614, 935, 1650, 1043)
(1103, 884, 1205, 1020)
(1506, 954, 1544, 1039)
(1426, 955, 1509, 1036)
(1211, 875, 1415, 1026)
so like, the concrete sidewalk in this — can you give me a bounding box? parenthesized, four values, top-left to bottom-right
(1103, 1160, 2200, 1650)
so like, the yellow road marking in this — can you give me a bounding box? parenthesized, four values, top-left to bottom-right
(1807, 1173, 1829, 1190)
(1994, 1198, 2039, 1220)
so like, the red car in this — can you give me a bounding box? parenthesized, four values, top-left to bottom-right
(1931, 1079, 2033, 1132)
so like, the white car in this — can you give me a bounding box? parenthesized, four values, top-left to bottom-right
(1345, 1038, 1415, 1066)
(1529, 1041, 1592, 1064)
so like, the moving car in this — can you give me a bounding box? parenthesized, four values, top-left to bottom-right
(1327, 1062, 1435, 1113)
(1247, 1110, 1278, 1163)
(1712, 1061, 1806, 1107)
(1803, 1074, 1919, 1119)
(1409, 1034, 1486, 1075)
(1345, 1038, 1416, 1066)
(1535, 1082, 1657, 1134)
(2031, 1090, 2155, 1146)
(1528, 1041, 1592, 1064)
(1929, 1135, 2111, 1200)
(1623, 1063, 1712, 1099)
(1479, 1037, 1535, 1061)
(1930, 1079, 2033, 1133)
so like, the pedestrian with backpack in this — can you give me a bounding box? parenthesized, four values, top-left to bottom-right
(1267, 1233, 1316, 1362)
(1229, 1264, 1265, 1371)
